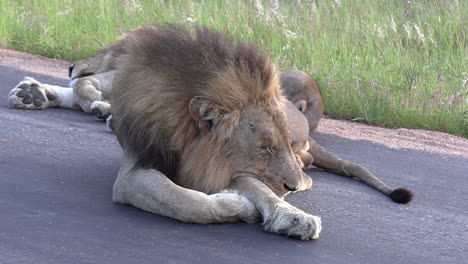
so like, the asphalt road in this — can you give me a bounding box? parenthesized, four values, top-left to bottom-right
(0, 65, 467, 264)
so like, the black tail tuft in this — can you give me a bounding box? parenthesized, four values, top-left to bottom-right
(390, 188, 413, 203)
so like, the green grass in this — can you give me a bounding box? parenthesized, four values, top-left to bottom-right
(0, 0, 466, 137)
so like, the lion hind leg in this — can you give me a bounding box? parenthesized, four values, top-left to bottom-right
(112, 152, 260, 224)
(308, 137, 413, 203)
(71, 76, 113, 120)
(71, 77, 104, 113)
(8, 77, 76, 110)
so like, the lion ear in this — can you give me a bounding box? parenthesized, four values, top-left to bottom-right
(294, 100, 307, 113)
(189, 96, 221, 132)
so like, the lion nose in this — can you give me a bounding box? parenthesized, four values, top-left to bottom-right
(68, 64, 75, 78)
(284, 183, 298, 192)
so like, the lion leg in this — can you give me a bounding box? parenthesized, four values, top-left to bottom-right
(230, 176, 321, 240)
(8, 77, 78, 110)
(307, 137, 413, 203)
(112, 152, 260, 224)
(71, 77, 111, 119)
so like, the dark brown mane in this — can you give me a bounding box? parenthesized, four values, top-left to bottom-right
(125, 25, 276, 98)
(111, 25, 280, 181)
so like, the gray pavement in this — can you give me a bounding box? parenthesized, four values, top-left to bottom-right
(0, 65, 466, 264)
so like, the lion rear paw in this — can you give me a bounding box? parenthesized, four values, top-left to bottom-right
(8, 77, 56, 110)
(91, 101, 112, 120)
(264, 203, 322, 240)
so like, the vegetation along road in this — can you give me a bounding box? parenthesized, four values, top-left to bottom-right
(0, 0, 466, 136)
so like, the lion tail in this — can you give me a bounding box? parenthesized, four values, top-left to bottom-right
(308, 137, 413, 203)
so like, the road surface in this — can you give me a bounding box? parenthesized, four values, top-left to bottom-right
(0, 65, 466, 264)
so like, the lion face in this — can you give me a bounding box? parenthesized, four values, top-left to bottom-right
(187, 94, 311, 196)
(68, 62, 92, 80)
(228, 102, 307, 196)
(69, 40, 127, 80)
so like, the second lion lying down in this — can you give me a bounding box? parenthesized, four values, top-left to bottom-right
(8, 25, 413, 240)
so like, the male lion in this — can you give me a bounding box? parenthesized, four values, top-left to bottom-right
(8, 25, 412, 240)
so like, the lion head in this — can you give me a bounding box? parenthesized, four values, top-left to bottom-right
(111, 25, 307, 197)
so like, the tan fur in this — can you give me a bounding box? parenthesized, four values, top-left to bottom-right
(8, 25, 413, 241)
(8, 31, 412, 203)
(281, 71, 413, 203)
(280, 70, 324, 134)
(68, 33, 132, 79)
(111, 25, 302, 195)
(108, 25, 321, 239)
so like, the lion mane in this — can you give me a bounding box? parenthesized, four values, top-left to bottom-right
(112, 25, 283, 194)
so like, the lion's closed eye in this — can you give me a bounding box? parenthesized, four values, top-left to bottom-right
(265, 148, 277, 156)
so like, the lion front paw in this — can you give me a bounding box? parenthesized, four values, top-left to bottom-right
(264, 203, 322, 240)
(8, 77, 56, 110)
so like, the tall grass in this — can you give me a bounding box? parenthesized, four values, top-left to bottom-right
(0, 0, 466, 137)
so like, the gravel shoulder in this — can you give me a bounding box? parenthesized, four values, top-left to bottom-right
(1, 47, 466, 157)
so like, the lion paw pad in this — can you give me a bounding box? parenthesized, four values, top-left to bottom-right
(8, 78, 55, 110)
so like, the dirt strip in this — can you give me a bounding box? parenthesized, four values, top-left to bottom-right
(317, 117, 467, 157)
(0, 48, 69, 79)
(1, 47, 466, 157)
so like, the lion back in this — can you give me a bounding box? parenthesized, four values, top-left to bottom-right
(111, 25, 280, 181)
